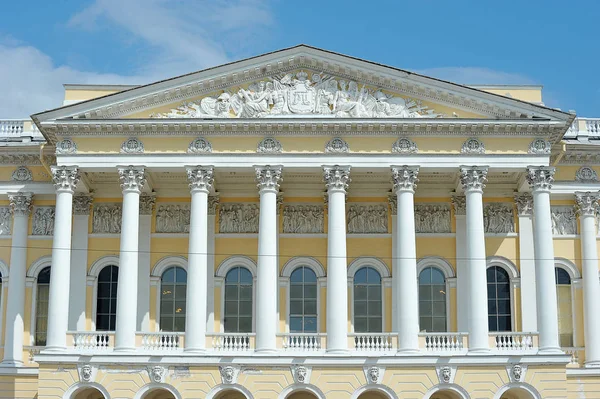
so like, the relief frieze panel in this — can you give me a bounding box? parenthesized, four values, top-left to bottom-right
(283, 204, 324, 234)
(32, 206, 55, 236)
(483, 203, 515, 234)
(551, 206, 577, 235)
(92, 204, 122, 234)
(152, 71, 439, 119)
(415, 204, 451, 233)
(156, 204, 190, 233)
(347, 204, 388, 234)
(0, 207, 11, 235)
(219, 203, 259, 233)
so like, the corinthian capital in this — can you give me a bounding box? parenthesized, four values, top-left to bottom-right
(186, 166, 214, 193)
(8, 192, 32, 216)
(391, 165, 419, 193)
(526, 166, 555, 192)
(255, 165, 282, 192)
(323, 165, 351, 192)
(514, 193, 533, 216)
(575, 191, 600, 217)
(73, 193, 93, 215)
(459, 166, 488, 193)
(51, 166, 80, 192)
(118, 166, 146, 193)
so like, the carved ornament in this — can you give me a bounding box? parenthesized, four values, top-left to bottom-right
(156, 204, 190, 233)
(257, 137, 282, 153)
(347, 204, 388, 234)
(514, 193, 533, 216)
(325, 137, 349, 153)
(283, 205, 324, 233)
(291, 365, 311, 384)
(187, 166, 214, 192)
(73, 194, 93, 215)
(461, 138, 485, 154)
(120, 137, 144, 154)
(147, 365, 166, 383)
(8, 193, 32, 216)
(575, 191, 600, 217)
(363, 366, 384, 385)
(575, 166, 598, 183)
(152, 71, 438, 119)
(52, 166, 80, 192)
(78, 364, 94, 383)
(452, 195, 466, 216)
(551, 206, 577, 235)
(139, 193, 156, 215)
(459, 166, 488, 192)
(219, 203, 259, 233)
(32, 207, 55, 235)
(483, 203, 514, 233)
(11, 166, 33, 182)
(56, 138, 77, 154)
(118, 166, 146, 193)
(392, 137, 418, 153)
(208, 195, 220, 215)
(188, 137, 212, 153)
(255, 166, 282, 192)
(92, 204, 122, 233)
(219, 365, 239, 384)
(388, 195, 397, 216)
(526, 166, 555, 192)
(0, 208, 11, 235)
(391, 165, 419, 192)
(415, 204, 451, 233)
(528, 138, 551, 154)
(323, 165, 351, 192)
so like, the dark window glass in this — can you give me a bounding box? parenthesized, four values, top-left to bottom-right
(353, 267, 382, 333)
(487, 266, 511, 332)
(35, 266, 51, 346)
(160, 266, 187, 332)
(96, 265, 118, 331)
(224, 267, 253, 333)
(418, 267, 447, 332)
(555, 267, 573, 347)
(289, 267, 318, 333)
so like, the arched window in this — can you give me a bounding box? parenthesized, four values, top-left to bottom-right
(487, 266, 511, 332)
(555, 267, 573, 347)
(96, 265, 118, 331)
(353, 267, 382, 333)
(289, 266, 317, 333)
(160, 266, 187, 332)
(224, 267, 253, 333)
(418, 267, 447, 332)
(35, 266, 51, 346)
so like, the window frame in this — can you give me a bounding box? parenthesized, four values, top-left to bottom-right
(216, 256, 257, 333)
(486, 257, 519, 333)
(418, 266, 448, 333)
(152, 256, 188, 332)
(95, 265, 119, 332)
(348, 257, 390, 333)
(89, 255, 120, 331)
(158, 266, 188, 333)
(288, 266, 319, 333)
(416, 257, 454, 333)
(486, 265, 514, 332)
(554, 258, 581, 348)
(34, 266, 51, 346)
(27, 255, 53, 346)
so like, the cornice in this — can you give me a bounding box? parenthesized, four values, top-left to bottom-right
(42, 118, 564, 143)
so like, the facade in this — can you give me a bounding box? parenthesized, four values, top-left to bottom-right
(0, 45, 598, 398)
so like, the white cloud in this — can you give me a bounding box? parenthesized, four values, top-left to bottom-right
(0, 0, 274, 118)
(415, 67, 537, 86)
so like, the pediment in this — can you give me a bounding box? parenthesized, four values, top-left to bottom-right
(33, 45, 573, 140)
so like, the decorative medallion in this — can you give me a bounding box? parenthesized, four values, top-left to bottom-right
(147, 365, 166, 383)
(120, 137, 144, 154)
(528, 138, 551, 154)
(363, 366, 384, 384)
(576, 166, 598, 183)
(506, 363, 527, 383)
(219, 365, 239, 384)
(291, 365, 311, 384)
(188, 137, 212, 153)
(392, 137, 418, 153)
(11, 166, 33, 182)
(461, 137, 485, 154)
(257, 137, 282, 153)
(325, 137, 349, 153)
(55, 138, 78, 154)
(78, 364, 95, 383)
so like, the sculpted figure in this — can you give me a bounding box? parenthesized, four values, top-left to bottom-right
(368, 366, 379, 383)
(440, 366, 451, 383)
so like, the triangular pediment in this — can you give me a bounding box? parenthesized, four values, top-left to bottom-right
(33, 45, 572, 133)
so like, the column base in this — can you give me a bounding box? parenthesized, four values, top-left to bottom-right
(467, 348, 491, 355)
(42, 345, 67, 352)
(114, 346, 137, 353)
(397, 348, 420, 354)
(538, 346, 563, 355)
(183, 347, 206, 354)
(254, 348, 278, 354)
(0, 360, 23, 367)
(325, 349, 349, 355)
(585, 361, 600, 368)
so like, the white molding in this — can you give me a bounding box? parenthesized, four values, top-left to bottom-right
(281, 257, 325, 278)
(555, 258, 579, 348)
(133, 383, 182, 399)
(216, 233, 259, 239)
(350, 385, 399, 399)
(423, 384, 470, 399)
(63, 382, 110, 399)
(554, 257, 581, 279)
(152, 255, 188, 276)
(27, 255, 52, 278)
(88, 255, 119, 278)
(487, 256, 519, 279)
(206, 384, 254, 399)
(151, 233, 189, 238)
(347, 234, 392, 238)
(279, 384, 326, 399)
(215, 256, 257, 278)
(347, 257, 390, 278)
(416, 256, 455, 278)
(492, 382, 542, 399)
(0, 259, 9, 279)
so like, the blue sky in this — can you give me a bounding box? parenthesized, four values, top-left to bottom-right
(0, 0, 597, 118)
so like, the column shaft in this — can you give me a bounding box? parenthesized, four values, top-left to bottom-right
(69, 194, 92, 331)
(576, 192, 600, 365)
(460, 166, 489, 352)
(452, 196, 468, 333)
(527, 166, 561, 353)
(137, 194, 155, 332)
(392, 166, 419, 352)
(324, 166, 350, 353)
(206, 196, 218, 332)
(2, 193, 31, 365)
(255, 166, 281, 352)
(515, 194, 537, 332)
(115, 166, 145, 351)
(185, 167, 213, 351)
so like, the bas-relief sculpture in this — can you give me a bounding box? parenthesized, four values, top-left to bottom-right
(415, 204, 451, 233)
(347, 204, 388, 234)
(551, 206, 577, 235)
(152, 71, 438, 119)
(32, 207, 55, 235)
(483, 203, 515, 234)
(283, 205, 324, 234)
(156, 204, 190, 233)
(0, 207, 11, 235)
(219, 204, 259, 233)
(92, 204, 122, 234)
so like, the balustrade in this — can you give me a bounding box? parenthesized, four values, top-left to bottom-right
(0, 120, 24, 136)
(139, 332, 183, 350)
(490, 332, 537, 351)
(563, 347, 584, 367)
(280, 333, 324, 351)
(209, 333, 254, 351)
(585, 118, 600, 135)
(71, 332, 114, 350)
(350, 333, 395, 351)
(420, 332, 467, 352)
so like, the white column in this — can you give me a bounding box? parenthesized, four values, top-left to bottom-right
(459, 166, 489, 352)
(255, 165, 282, 352)
(206, 195, 219, 332)
(46, 166, 79, 351)
(115, 166, 146, 351)
(323, 165, 350, 353)
(452, 195, 468, 333)
(392, 166, 420, 352)
(69, 194, 92, 331)
(184, 166, 214, 352)
(1, 193, 32, 366)
(388, 195, 398, 332)
(527, 166, 561, 353)
(515, 194, 537, 333)
(575, 191, 600, 365)
(137, 193, 155, 332)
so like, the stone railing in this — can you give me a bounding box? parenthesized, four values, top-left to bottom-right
(70, 331, 115, 350)
(209, 333, 255, 352)
(563, 347, 584, 367)
(419, 332, 467, 353)
(565, 117, 600, 139)
(350, 333, 396, 351)
(490, 332, 538, 352)
(0, 120, 24, 136)
(279, 333, 325, 351)
(139, 332, 183, 351)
